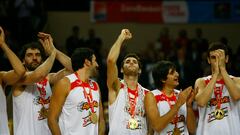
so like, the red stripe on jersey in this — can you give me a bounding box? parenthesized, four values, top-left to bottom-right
(155, 95, 164, 103)
(120, 82, 124, 89)
(205, 78, 225, 85)
(70, 79, 81, 90)
(89, 81, 98, 91)
(70, 79, 98, 91)
(155, 92, 177, 103)
(144, 89, 149, 95)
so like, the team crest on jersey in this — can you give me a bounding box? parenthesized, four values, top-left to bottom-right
(124, 106, 145, 117)
(170, 114, 185, 124)
(33, 96, 50, 105)
(77, 100, 99, 112)
(33, 96, 51, 120)
(207, 96, 230, 107)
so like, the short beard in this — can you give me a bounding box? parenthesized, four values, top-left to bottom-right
(91, 69, 99, 78)
(123, 70, 139, 76)
(25, 64, 39, 71)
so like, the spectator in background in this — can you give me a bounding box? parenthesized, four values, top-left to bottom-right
(175, 29, 190, 50)
(13, 0, 36, 45)
(192, 28, 208, 54)
(65, 25, 85, 56)
(155, 27, 173, 58)
(172, 46, 194, 89)
(85, 28, 103, 62)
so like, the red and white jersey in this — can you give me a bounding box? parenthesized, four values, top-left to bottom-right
(109, 80, 149, 135)
(0, 85, 10, 135)
(196, 75, 240, 135)
(59, 73, 100, 135)
(151, 89, 188, 135)
(13, 78, 52, 135)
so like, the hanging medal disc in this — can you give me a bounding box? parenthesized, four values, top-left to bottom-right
(128, 118, 138, 130)
(172, 127, 181, 135)
(90, 112, 98, 124)
(40, 106, 48, 118)
(214, 109, 225, 120)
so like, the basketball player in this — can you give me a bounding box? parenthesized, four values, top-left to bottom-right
(145, 60, 196, 135)
(48, 48, 105, 135)
(195, 42, 240, 135)
(107, 29, 150, 135)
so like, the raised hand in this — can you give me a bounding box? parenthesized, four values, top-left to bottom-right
(119, 29, 132, 41)
(38, 32, 56, 56)
(216, 49, 226, 71)
(176, 86, 192, 107)
(0, 26, 5, 46)
(211, 52, 220, 76)
(187, 87, 198, 107)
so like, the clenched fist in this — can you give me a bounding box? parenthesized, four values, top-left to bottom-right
(119, 29, 132, 41)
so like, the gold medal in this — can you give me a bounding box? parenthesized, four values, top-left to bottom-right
(39, 106, 48, 118)
(172, 127, 181, 135)
(128, 118, 138, 130)
(214, 109, 225, 120)
(90, 112, 98, 124)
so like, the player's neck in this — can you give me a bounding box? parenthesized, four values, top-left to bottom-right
(76, 69, 90, 82)
(124, 76, 138, 90)
(217, 74, 223, 80)
(212, 73, 223, 81)
(162, 86, 174, 97)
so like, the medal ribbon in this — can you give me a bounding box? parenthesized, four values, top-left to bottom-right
(162, 91, 178, 128)
(75, 73, 95, 113)
(213, 80, 224, 110)
(36, 78, 48, 106)
(127, 86, 138, 118)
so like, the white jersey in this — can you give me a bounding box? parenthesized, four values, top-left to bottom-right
(59, 73, 100, 135)
(109, 80, 149, 135)
(151, 89, 189, 135)
(196, 75, 240, 135)
(13, 78, 52, 135)
(0, 85, 10, 135)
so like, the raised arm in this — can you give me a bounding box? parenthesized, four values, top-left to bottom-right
(217, 49, 240, 101)
(107, 29, 132, 104)
(38, 32, 73, 72)
(145, 87, 192, 133)
(0, 26, 25, 85)
(47, 68, 71, 85)
(48, 77, 70, 135)
(38, 32, 73, 85)
(195, 52, 219, 107)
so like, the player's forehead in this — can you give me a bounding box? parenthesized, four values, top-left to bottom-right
(124, 57, 138, 62)
(209, 49, 225, 56)
(25, 48, 41, 54)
